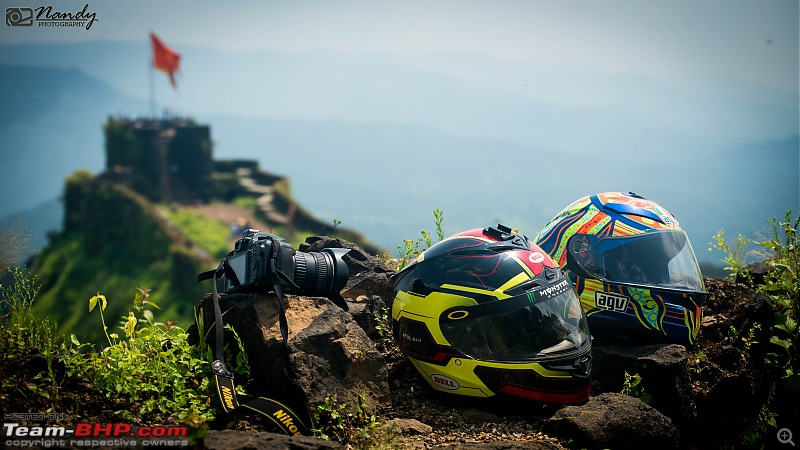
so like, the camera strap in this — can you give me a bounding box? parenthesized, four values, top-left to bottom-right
(206, 266, 314, 436)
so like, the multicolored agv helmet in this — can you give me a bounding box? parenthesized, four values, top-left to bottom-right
(535, 192, 707, 346)
(392, 225, 592, 404)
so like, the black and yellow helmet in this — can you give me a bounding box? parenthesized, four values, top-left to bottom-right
(392, 225, 592, 404)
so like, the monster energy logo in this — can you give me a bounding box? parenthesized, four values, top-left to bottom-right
(528, 279, 571, 303)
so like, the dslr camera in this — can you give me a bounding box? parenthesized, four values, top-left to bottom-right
(199, 229, 351, 310)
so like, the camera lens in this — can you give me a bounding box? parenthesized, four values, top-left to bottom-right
(292, 249, 349, 297)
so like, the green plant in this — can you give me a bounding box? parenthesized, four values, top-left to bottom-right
(621, 371, 653, 405)
(332, 218, 342, 236)
(224, 323, 251, 377)
(374, 307, 390, 337)
(758, 212, 800, 390)
(85, 288, 216, 422)
(709, 228, 752, 281)
(0, 268, 57, 355)
(395, 208, 445, 271)
(711, 212, 800, 446)
(0, 268, 82, 407)
(688, 351, 707, 378)
(313, 395, 380, 445)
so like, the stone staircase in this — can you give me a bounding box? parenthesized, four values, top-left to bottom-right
(235, 167, 291, 226)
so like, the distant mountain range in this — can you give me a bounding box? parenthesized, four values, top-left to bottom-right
(0, 41, 797, 266)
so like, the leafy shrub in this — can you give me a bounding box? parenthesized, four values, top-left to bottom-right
(709, 228, 752, 280)
(83, 288, 216, 422)
(313, 395, 380, 445)
(757, 212, 800, 390)
(621, 371, 653, 405)
(712, 211, 800, 443)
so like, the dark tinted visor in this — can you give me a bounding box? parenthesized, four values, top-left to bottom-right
(568, 229, 705, 292)
(440, 278, 590, 362)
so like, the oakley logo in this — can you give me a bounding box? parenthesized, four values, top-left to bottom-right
(595, 291, 629, 312)
(447, 310, 469, 320)
(431, 374, 460, 390)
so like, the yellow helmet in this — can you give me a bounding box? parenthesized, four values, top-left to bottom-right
(392, 225, 592, 404)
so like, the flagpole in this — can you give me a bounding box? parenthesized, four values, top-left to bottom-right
(149, 54, 156, 119)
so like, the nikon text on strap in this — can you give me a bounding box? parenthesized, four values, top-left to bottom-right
(201, 265, 314, 436)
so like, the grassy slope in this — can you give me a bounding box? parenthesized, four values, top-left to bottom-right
(31, 179, 214, 344)
(28, 176, 380, 344)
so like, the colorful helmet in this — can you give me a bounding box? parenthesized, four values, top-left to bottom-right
(392, 224, 592, 404)
(535, 192, 707, 346)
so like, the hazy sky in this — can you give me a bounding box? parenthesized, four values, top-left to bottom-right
(2, 0, 797, 91)
(1, 0, 797, 262)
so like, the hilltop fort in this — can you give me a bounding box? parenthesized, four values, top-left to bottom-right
(93, 116, 377, 252)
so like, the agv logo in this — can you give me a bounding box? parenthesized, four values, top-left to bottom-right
(595, 291, 629, 312)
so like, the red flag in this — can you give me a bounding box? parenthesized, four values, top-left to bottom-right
(150, 32, 181, 88)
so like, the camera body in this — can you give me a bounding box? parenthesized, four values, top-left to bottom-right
(208, 229, 351, 309)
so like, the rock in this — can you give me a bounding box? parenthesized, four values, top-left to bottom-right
(590, 343, 691, 424)
(300, 236, 397, 339)
(190, 291, 391, 424)
(342, 271, 396, 306)
(347, 295, 391, 340)
(688, 345, 761, 448)
(288, 296, 391, 410)
(204, 429, 342, 449)
(381, 418, 433, 435)
(735, 261, 772, 286)
(544, 392, 681, 450)
(299, 236, 393, 276)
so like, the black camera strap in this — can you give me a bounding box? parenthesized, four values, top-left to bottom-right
(206, 266, 314, 436)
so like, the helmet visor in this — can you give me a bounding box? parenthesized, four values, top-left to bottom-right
(569, 229, 705, 292)
(440, 279, 590, 362)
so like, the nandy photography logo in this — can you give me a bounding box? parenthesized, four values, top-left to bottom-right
(6, 4, 98, 30)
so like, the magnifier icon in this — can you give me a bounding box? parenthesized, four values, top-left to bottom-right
(778, 428, 795, 446)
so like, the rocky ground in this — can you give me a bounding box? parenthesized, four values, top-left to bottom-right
(204, 272, 797, 450)
(1, 265, 796, 449)
(348, 277, 790, 450)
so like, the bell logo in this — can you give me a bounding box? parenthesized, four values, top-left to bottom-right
(430, 374, 460, 390)
(529, 252, 545, 264)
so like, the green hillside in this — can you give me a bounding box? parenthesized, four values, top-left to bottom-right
(29, 168, 380, 344)
(31, 171, 212, 343)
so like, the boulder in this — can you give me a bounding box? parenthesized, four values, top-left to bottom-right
(300, 235, 397, 340)
(381, 418, 433, 436)
(590, 343, 692, 424)
(190, 291, 391, 422)
(342, 271, 396, 307)
(544, 392, 681, 450)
